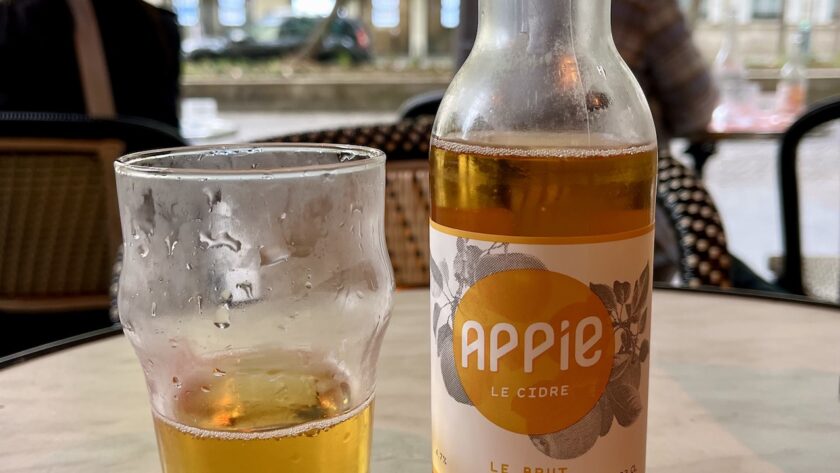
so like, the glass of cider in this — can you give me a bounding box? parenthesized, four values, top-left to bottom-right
(114, 144, 394, 473)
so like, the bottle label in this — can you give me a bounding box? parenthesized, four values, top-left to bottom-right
(430, 221, 653, 473)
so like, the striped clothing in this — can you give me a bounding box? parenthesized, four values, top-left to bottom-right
(613, 0, 719, 144)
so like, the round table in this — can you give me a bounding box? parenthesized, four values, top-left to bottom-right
(2, 289, 839, 473)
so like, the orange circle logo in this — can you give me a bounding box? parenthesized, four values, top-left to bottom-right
(454, 269, 614, 435)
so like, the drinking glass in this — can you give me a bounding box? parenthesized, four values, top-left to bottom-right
(114, 144, 394, 473)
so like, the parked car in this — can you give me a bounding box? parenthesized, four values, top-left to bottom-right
(183, 16, 372, 63)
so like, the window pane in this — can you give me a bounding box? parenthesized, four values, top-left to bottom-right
(753, 0, 782, 19)
(291, 0, 335, 16)
(219, 0, 246, 27)
(441, 0, 460, 28)
(173, 0, 199, 26)
(372, 0, 400, 28)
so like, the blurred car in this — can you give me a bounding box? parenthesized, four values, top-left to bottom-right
(183, 16, 372, 63)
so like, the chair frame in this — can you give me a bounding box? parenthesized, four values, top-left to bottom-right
(777, 97, 840, 297)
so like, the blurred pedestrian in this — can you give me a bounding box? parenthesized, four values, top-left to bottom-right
(612, 0, 718, 145)
(0, 0, 181, 128)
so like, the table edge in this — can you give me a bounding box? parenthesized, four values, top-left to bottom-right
(1, 287, 835, 371)
(0, 324, 123, 370)
(654, 283, 840, 310)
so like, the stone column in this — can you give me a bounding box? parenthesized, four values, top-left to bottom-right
(409, 0, 429, 61)
(200, 0, 221, 36)
(812, 0, 833, 23)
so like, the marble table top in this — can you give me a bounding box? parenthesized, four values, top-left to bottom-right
(2, 290, 839, 473)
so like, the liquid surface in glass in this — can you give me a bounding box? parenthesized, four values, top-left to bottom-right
(152, 352, 372, 473)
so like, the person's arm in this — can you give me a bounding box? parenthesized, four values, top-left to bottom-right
(642, 0, 718, 137)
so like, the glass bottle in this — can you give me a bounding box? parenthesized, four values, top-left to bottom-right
(775, 29, 809, 120)
(712, 4, 749, 130)
(429, 1, 656, 472)
(713, 4, 747, 90)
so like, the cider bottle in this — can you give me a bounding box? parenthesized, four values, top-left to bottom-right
(429, 1, 657, 472)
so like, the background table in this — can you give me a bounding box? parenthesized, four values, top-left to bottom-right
(2, 289, 839, 473)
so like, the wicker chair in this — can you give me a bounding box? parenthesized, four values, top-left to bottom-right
(0, 113, 185, 355)
(269, 116, 732, 289)
(0, 138, 124, 312)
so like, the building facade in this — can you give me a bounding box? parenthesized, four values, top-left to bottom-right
(154, 0, 840, 64)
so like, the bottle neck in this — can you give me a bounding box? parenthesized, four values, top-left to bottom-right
(475, 0, 613, 54)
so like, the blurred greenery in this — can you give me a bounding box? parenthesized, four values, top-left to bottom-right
(182, 58, 453, 80)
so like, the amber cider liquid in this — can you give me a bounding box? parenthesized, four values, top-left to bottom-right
(430, 133, 657, 236)
(152, 352, 372, 473)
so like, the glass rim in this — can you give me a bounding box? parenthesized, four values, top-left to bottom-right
(114, 143, 387, 178)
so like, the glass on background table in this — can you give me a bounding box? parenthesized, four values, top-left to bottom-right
(1, 287, 839, 473)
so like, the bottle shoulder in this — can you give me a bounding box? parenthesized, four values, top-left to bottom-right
(434, 52, 656, 147)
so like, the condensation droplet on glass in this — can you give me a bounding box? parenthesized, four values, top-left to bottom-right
(280, 212, 287, 220)
(199, 232, 242, 252)
(138, 245, 149, 258)
(169, 338, 178, 348)
(215, 295, 231, 328)
(172, 376, 181, 388)
(260, 245, 290, 268)
(355, 290, 365, 299)
(151, 302, 157, 317)
(304, 281, 312, 290)
(185, 263, 192, 270)
(164, 234, 178, 256)
(236, 281, 254, 299)
(200, 385, 211, 393)
(204, 188, 221, 212)
(213, 368, 227, 377)
(123, 321, 135, 333)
